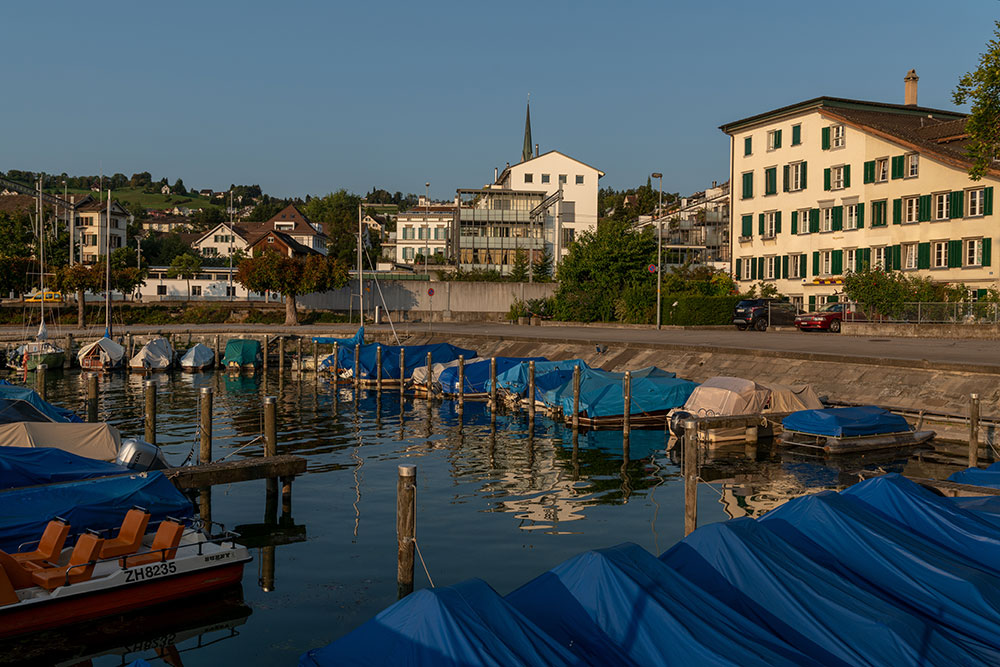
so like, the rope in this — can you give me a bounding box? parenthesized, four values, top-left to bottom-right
(412, 536, 435, 588)
(696, 477, 725, 499)
(215, 434, 265, 463)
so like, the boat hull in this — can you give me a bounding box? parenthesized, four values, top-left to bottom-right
(780, 429, 935, 454)
(25, 352, 65, 371)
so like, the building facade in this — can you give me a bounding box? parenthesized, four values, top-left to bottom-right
(395, 200, 453, 264)
(74, 199, 129, 264)
(722, 76, 998, 311)
(242, 204, 328, 255)
(192, 223, 250, 257)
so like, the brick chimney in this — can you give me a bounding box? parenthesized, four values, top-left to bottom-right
(904, 69, 919, 106)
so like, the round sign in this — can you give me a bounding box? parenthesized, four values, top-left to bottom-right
(427, 288, 435, 297)
(648, 263, 657, 274)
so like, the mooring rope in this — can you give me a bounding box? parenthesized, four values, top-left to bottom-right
(412, 536, 435, 588)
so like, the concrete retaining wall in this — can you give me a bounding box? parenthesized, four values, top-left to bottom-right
(844, 321, 1000, 340)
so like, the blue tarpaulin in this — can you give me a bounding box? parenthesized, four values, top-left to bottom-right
(312, 327, 364, 347)
(0, 380, 82, 423)
(491, 360, 588, 396)
(0, 446, 127, 490)
(948, 461, 1000, 488)
(0, 472, 194, 552)
(323, 343, 477, 380)
(299, 578, 581, 667)
(539, 366, 693, 419)
(781, 405, 911, 437)
(437, 357, 546, 395)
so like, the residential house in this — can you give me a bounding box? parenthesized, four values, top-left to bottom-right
(654, 181, 730, 264)
(74, 198, 129, 264)
(191, 223, 251, 257)
(241, 204, 328, 255)
(160, 184, 171, 195)
(141, 215, 192, 234)
(199, 189, 214, 198)
(396, 200, 454, 264)
(722, 70, 999, 311)
(247, 229, 322, 259)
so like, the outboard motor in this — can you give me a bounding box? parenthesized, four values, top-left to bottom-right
(669, 410, 692, 438)
(116, 438, 170, 471)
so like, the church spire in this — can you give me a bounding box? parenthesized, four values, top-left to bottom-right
(522, 96, 533, 163)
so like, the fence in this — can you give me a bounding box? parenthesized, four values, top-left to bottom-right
(851, 301, 1000, 325)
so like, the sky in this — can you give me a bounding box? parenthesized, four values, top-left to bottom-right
(4, 1, 998, 201)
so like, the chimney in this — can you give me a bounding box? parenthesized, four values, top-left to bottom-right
(494, 167, 498, 182)
(535, 143, 539, 157)
(904, 69, 919, 106)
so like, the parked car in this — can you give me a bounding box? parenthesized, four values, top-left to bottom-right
(24, 291, 63, 303)
(794, 302, 865, 333)
(732, 299, 798, 331)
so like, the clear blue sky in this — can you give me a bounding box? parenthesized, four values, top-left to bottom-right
(5, 1, 997, 200)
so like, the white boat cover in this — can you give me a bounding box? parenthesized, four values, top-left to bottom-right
(129, 337, 174, 371)
(761, 383, 824, 412)
(78, 337, 126, 366)
(681, 377, 771, 418)
(180, 343, 215, 369)
(410, 359, 462, 386)
(0, 422, 121, 461)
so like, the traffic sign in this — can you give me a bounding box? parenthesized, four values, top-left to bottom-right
(648, 263, 657, 274)
(427, 288, 435, 297)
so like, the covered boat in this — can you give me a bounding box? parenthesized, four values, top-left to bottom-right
(0, 381, 82, 422)
(492, 359, 589, 398)
(78, 337, 125, 372)
(325, 343, 476, 387)
(0, 447, 126, 490)
(409, 358, 461, 390)
(780, 405, 934, 453)
(15, 340, 65, 372)
(437, 357, 547, 397)
(221, 339, 261, 370)
(128, 337, 175, 372)
(179, 342, 215, 371)
(0, 422, 121, 461)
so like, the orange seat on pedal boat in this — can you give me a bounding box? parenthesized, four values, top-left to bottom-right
(120, 520, 185, 568)
(11, 518, 70, 565)
(0, 566, 17, 607)
(99, 509, 151, 559)
(30, 534, 104, 591)
(0, 551, 34, 590)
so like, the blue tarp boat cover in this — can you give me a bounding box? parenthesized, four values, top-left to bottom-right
(0, 380, 82, 423)
(436, 357, 546, 394)
(0, 472, 194, 552)
(323, 343, 477, 380)
(539, 366, 694, 418)
(221, 339, 261, 367)
(781, 405, 911, 437)
(948, 461, 1000, 488)
(299, 578, 581, 667)
(0, 446, 126, 490)
(491, 359, 589, 396)
(312, 327, 364, 347)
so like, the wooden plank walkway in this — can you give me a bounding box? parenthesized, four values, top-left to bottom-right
(905, 476, 1000, 497)
(162, 455, 306, 489)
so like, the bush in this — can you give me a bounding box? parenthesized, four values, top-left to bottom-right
(614, 282, 656, 324)
(507, 299, 529, 321)
(660, 295, 742, 325)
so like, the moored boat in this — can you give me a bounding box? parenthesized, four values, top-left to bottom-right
(779, 405, 935, 454)
(17, 340, 65, 372)
(221, 339, 261, 371)
(179, 342, 215, 371)
(78, 337, 126, 372)
(128, 337, 175, 373)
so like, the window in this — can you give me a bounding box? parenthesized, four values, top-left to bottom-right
(560, 200, 575, 223)
(403, 247, 414, 260)
(524, 173, 533, 183)
(821, 207, 833, 232)
(740, 214, 753, 238)
(575, 175, 584, 185)
(558, 174, 567, 184)
(904, 196, 919, 223)
(434, 227, 446, 240)
(744, 136, 752, 156)
(791, 124, 801, 146)
(969, 188, 985, 217)
(767, 130, 781, 151)
(966, 238, 984, 266)
(741, 171, 753, 199)
(226, 286, 236, 297)
(402, 227, 414, 239)
(821, 250, 833, 275)
(797, 208, 811, 235)
(791, 254, 806, 278)
(418, 227, 428, 239)
(875, 158, 888, 183)
(541, 174, 550, 184)
(871, 200, 888, 226)
(831, 165, 845, 190)
(764, 212, 777, 238)
(903, 243, 918, 270)
(789, 162, 805, 191)
(764, 256, 777, 279)
(156, 285, 166, 296)
(846, 248, 858, 273)
(845, 204, 858, 230)
(934, 193, 949, 220)
(933, 241, 948, 268)
(874, 246, 887, 269)
(832, 124, 845, 148)
(562, 228, 575, 245)
(204, 247, 218, 256)
(191, 285, 202, 297)
(906, 153, 919, 178)
(764, 167, 777, 195)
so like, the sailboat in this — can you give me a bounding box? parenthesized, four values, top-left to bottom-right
(19, 176, 65, 371)
(78, 191, 124, 372)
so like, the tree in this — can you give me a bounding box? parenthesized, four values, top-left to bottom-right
(172, 178, 187, 195)
(166, 253, 202, 302)
(142, 232, 193, 266)
(509, 249, 529, 282)
(246, 195, 289, 222)
(0, 212, 34, 259)
(130, 172, 152, 188)
(235, 250, 349, 325)
(53, 263, 100, 327)
(532, 246, 553, 282)
(954, 21, 1000, 180)
(303, 189, 364, 265)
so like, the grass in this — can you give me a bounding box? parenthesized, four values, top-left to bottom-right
(45, 187, 223, 213)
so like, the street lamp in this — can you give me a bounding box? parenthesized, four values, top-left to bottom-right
(424, 182, 430, 276)
(652, 172, 663, 330)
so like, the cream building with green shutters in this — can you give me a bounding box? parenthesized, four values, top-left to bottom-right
(721, 74, 999, 311)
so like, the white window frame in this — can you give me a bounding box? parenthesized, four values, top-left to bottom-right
(765, 256, 777, 279)
(874, 246, 887, 269)
(903, 243, 918, 270)
(906, 153, 919, 178)
(821, 207, 833, 232)
(966, 238, 983, 267)
(740, 257, 752, 280)
(821, 250, 832, 275)
(933, 241, 948, 268)
(845, 248, 857, 273)
(795, 253, 807, 278)
(875, 157, 889, 183)
(832, 124, 845, 148)
(845, 204, 858, 230)
(789, 162, 804, 191)
(798, 209, 811, 235)
(933, 193, 949, 221)
(831, 165, 845, 190)
(968, 188, 985, 217)
(767, 130, 778, 151)
(764, 211, 777, 238)
(904, 196, 919, 223)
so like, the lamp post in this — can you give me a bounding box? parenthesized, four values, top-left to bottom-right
(424, 182, 430, 276)
(652, 172, 663, 330)
(228, 189, 234, 301)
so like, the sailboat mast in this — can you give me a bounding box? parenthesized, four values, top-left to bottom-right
(38, 175, 44, 335)
(105, 190, 112, 338)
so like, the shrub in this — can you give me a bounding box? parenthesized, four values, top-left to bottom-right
(661, 295, 743, 325)
(507, 299, 529, 321)
(614, 282, 656, 324)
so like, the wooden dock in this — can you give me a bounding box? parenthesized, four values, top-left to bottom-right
(163, 455, 306, 490)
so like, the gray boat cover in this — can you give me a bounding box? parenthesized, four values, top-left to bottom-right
(78, 336, 125, 366)
(180, 342, 215, 369)
(129, 337, 174, 370)
(0, 422, 120, 460)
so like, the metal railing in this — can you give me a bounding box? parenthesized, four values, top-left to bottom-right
(849, 301, 1000, 324)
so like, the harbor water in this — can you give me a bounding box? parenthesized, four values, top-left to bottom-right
(2, 367, 930, 665)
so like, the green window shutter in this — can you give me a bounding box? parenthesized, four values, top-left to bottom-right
(782, 255, 789, 279)
(742, 172, 753, 199)
(948, 240, 963, 268)
(741, 214, 753, 237)
(735, 258, 742, 279)
(863, 160, 875, 184)
(800, 162, 807, 188)
(812, 251, 819, 275)
(823, 168, 831, 191)
(792, 125, 801, 145)
(758, 257, 765, 279)
(863, 248, 871, 269)
(984, 237, 992, 266)
(765, 167, 776, 195)
(758, 213, 765, 236)
(774, 129, 782, 149)
(950, 190, 964, 218)
(832, 249, 843, 275)
(821, 127, 830, 150)
(986, 187, 994, 215)
(782, 165, 789, 192)
(843, 164, 851, 188)
(750, 256, 757, 279)
(918, 195, 931, 222)
(791, 210, 798, 235)
(979, 289, 989, 299)
(892, 245, 902, 270)
(917, 242, 930, 269)
(832, 206, 843, 231)
(891, 155, 904, 179)
(744, 137, 752, 156)
(808, 295, 816, 311)
(857, 202, 865, 228)
(809, 208, 819, 233)
(892, 198, 902, 224)
(774, 211, 782, 234)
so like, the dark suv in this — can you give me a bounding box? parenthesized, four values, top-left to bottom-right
(733, 299, 797, 331)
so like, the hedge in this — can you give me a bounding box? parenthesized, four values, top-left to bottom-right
(660, 295, 742, 326)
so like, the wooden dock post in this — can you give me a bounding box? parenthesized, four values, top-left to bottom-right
(278, 337, 285, 374)
(127, 333, 134, 359)
(527, 361, 536, 421)
(296, 338, 303, 373)
(489, 357, 497, 405)
(354, 344, 361, 389)
(376, 345, 383, 392)
(457, 355, 465, 408)
(144, 379, 156, 445)
(199, 387, 213, 465)
(623, 371, 632, 437)
(312, 339, 318, 374)
(745, 424, 759, 444)
(970, 393, 981, 469)
(86, 372, 98, 423)
(35, 364, 46, 400)
(261, 544, 276, 592)
(332, 342, 339, 378)
(572, 364, 581, 432)
(264, 396, 277, 457)
(64, 334, 73, 369)
(396, 464, 416, 599)
(399, 348, 406, 402)
(683, 418, 698, 535)
(263, 335, 269, 371)
(214, 335, 220, 368)
(425, 351, 433, 395)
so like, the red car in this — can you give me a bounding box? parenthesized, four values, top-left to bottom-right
(794, 302, 865, 333)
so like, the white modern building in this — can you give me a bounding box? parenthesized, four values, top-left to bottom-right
(396, 199, 453, 263)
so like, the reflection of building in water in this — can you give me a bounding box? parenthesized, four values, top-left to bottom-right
(708, 461, 848, 519)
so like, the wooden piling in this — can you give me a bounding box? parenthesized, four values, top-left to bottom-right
(399, 348, 406, 401)
(489, 357, 497, 425)
(144, 379, 156, 444)
(282, 476, 293, 514)
(457, 356, 465, 407)
(214, 335, 220, 368)
(261, 544, 276, 592)
(572, 364, 581, 432)
(528, 361, 536, 420)
(297, 338, 303, 373)
(64, 334, 73, 369)
(396, 464, 416, 599)
(312, 339, 318, 374)
(970, 393, 981, 469)
(199, 387, 213, 465)
(278, 337, 285, 374)
(376, 345, 383, 392)
(263, 335, 269, 371)
(622, 371, 631, 437)
(354, 344, 361, 389)
(425, 351, 433, 395)
(35, 364, 46, 400)
(86, 372, 98, 423)
(683, 418, 698, 535)
(745, 425, 759, 444)
(264, 396, 277, 457)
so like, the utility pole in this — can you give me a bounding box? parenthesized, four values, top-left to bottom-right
(652, 172, 663, 330)
(228, 189, 234, 301)
(424, 182, 430, 276)
(358, 200, 364, 323)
